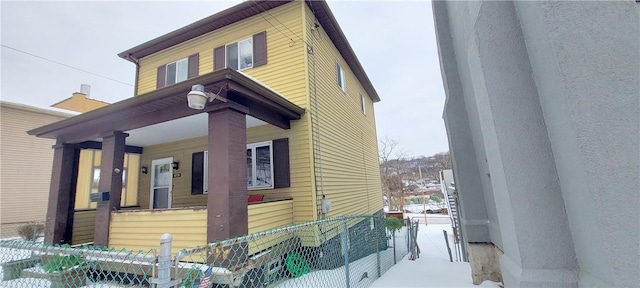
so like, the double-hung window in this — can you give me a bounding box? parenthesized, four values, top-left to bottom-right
(226, 38, 253, 70)
(156, 54, 199, 89)
(247, 141, 273, 189)
(166, 58, 188, 86)
(191, 138, 289, 195)
(337, 63, 346, 92)
(214, 32, 267, 71)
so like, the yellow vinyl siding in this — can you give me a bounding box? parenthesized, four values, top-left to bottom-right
(303, 5, 383, 218)
(108, 200, 293, 256)
(0, 103, 71, 227)
(138, 119, 314, 223)
(71, 210, 96, 245)
(109, 208, 207, 255)
(136, 2, 308, 109)
(75, 150, 140, 210)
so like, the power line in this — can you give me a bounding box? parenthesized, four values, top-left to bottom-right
(1, 44, 134, 87)
(254, 2, 306, 44)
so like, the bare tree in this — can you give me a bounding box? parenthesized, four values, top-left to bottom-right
(379, 137, 406, 212)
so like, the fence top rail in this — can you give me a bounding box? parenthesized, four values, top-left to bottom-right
(174, 215, 383, 262)
(0, 240, 157, 263)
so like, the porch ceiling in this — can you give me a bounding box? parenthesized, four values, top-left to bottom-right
(124, 114, 267, 146)
(28, 69, 304, 144)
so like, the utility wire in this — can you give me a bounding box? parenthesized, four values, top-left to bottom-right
(1, 44, 134, 87)
(254, 2, 307, 44)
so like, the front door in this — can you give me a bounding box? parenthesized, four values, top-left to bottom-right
(150, 157, 172, 209)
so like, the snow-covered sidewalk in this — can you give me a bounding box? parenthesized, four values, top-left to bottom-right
(371, 223, 502, 288)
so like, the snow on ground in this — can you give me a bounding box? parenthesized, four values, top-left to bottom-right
(371, 223, 502, 288)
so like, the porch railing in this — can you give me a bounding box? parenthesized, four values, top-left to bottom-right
(108, 198, 294, 256)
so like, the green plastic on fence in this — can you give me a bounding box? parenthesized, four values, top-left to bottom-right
(0, 215, 413, 288)
(285, 252, 310, 278)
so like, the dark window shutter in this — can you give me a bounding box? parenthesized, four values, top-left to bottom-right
(253, 32, 267, 67)
(191, 151, 204, 195)
(157, 65, 166, 89)
(188, 54, 199, 79)
(272, 138, 290, 188)
(214, 46, 225, 71)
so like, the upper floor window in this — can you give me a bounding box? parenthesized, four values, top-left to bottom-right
(166, 58, 188, 85)
(227, 38, 253, 70)
(156, 54, 199, 89)
(360, 94, 366, 115)
(214, 32, 268, 71)
(337, 63, 346, 92)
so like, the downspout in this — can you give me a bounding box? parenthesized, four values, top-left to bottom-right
(127, 54, 140, 96)
(309, 18, 326, 219)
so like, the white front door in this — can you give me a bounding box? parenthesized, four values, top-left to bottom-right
(150, 157, 173, 209)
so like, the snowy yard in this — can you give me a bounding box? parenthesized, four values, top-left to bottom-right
(371, 223, 502, 288)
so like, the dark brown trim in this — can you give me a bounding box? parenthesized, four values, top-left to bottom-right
(207, 108, 248, 242)
(28, 69, 304, 143)
(78, 141, 143, 154)
(188, 54, 199, 79)
(253, 31, 267, 67)
(191, 151, 205, 195)
(214, 46, 225, 71)
(63, 148, 81, 244)
(156, 65, 166, 89)
(93, 131, 127, 248)
(117, 0, 380, 102)
(44, 143, 80, 245)
(273, 138, 290, 188)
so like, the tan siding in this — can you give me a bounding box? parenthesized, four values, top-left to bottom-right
(51, 93, 108, 113)
(138, 119, 315, 223)
(0, 104, 70, 225)
(303, 6, 383, 218)
(136, 2, 308, 109)
(71, 210, 95, 245)
(109, 200, 293, 256)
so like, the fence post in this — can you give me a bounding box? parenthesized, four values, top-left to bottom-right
(443, 230, 453, 262)
(375, 218, 380, 278)
(32, 222, 37, 242)
(342, 220, 350, 288)
(157, 233, 173, 288)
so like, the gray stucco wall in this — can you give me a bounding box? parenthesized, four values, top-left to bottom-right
(434, 0, 639, 287)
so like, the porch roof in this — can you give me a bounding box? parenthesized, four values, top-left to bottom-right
(28, 68, 305, 144)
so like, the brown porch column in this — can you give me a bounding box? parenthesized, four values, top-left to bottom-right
(94, 131, 127, 247)
(44, 142, 80, 245)
(207, 104, 248, 243)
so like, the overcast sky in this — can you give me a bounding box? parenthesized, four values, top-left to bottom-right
(1, 1, 449, 158)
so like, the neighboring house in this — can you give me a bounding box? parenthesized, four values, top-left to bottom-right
(29, 0, 383, 258)
(433, 1, 638, 287)
(0, 86, 110, 238)
(50, 84, 109, 113)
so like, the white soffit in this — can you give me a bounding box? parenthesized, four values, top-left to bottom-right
(125, 114, 267, 147)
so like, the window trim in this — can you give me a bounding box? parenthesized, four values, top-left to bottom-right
(360, 94, 366, 115)
(247, 140, 274, 190)
(225, 37, 254, 71)
(200, 141, 275, 192)
(165, 57, 188, 86)
(337, 63, 346, 92)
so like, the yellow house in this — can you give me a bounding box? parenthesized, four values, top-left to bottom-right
(29, 0, 382, 257)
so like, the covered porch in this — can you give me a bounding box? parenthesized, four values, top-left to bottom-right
(28, 68, 304, 251)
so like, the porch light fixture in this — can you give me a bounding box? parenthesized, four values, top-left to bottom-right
(171, 161, 180, 170)
(141, 166, 148, 174)
(187, 84, 227, 110)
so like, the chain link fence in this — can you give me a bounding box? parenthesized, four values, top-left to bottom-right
(0, 215, 413, 287)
